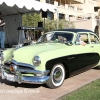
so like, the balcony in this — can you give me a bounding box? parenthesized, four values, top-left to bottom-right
(58, 3, 83, 11)
(55, 0, 84, 5)
(55, 0, 83, 15)
(58, 4, 83, 16)
(71, 0, 84, 4)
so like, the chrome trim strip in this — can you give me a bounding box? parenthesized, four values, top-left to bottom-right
(11, 60, 35, 69)
(2, 65, 49, 75)
(11, 60, 17, 65)
(16, 68, 49, 75)
(19, 76, 49, 84)
(2, 65, 10, 70)
(1, 68, 50, 84)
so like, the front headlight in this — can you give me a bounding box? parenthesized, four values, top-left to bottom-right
(33, 56, 41, 66)
(0, 53, 4, 61)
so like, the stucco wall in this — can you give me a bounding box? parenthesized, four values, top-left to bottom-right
(74, 19, 95, 31)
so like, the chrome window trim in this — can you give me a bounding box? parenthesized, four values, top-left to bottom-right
(11, 60, 35, 69)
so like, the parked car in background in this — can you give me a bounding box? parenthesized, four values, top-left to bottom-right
(0, 29, 100, 89)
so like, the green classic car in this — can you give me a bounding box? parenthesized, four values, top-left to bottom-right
(0, 29, 100, 89)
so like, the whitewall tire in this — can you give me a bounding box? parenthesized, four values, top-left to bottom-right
(46, 64, 65, 89)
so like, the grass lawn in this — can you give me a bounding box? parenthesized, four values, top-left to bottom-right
(59, 79, 100, 100)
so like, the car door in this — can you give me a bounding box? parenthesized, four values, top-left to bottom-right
(89, 33, 100, 65)
(74, 32, 98, 72)
(89, 33, 100, 53)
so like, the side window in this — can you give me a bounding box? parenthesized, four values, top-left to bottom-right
(52, 32, 73, 42)
(76, 33, 89, 44)
(37, 32, 53, 43)
(90, 34, 100, 44)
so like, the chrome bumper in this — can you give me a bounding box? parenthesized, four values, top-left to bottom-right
(0, 65, 50, 84)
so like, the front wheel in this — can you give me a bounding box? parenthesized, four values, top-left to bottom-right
(46, 64, 65, 89)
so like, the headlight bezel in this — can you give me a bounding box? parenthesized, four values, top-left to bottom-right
(33, 56, 41, 66)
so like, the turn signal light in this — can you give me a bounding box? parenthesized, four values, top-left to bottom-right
(10, 65, 14, 72)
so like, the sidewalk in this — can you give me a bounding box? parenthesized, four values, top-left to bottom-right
(40, 68, 100, 100)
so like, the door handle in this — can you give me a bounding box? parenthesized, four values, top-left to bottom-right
(90, 46, 94, 48)
(68, 57, 75, 60)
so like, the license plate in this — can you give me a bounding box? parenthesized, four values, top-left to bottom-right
(2, 72, 15, 82)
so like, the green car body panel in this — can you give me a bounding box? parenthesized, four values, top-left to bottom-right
(2, 48, 15, 64)
(12, 43, 69, 70)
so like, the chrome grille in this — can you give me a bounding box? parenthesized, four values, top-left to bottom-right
(17, 65, 33, 70)
(4, 62, 34, 70)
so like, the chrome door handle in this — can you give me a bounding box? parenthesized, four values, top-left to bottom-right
(68, 57, 75, 60)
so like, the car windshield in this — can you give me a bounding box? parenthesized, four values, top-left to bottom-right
(37, 32, 73, 44)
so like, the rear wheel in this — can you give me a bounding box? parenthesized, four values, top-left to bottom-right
(46, 63, 65, 89)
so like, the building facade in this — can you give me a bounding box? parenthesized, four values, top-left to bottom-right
(36, 0, 100, 36)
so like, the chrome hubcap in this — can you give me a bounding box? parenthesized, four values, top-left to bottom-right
(53, 68, 62, 82)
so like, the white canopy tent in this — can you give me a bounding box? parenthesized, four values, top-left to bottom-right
(0, 0, 57, 47)
(0, 0, 57, 16)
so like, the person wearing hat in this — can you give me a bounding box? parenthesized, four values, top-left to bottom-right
(0, 11, 6, 50)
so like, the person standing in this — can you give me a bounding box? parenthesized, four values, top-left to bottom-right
(0, 11, 6, 50)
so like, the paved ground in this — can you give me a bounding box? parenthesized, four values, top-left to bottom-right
(0, 68, 100, 100)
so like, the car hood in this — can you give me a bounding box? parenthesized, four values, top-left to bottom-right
(13, 43, 67, 64)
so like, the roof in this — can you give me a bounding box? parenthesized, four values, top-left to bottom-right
(0, 0, 57, 16)
(55, 28, 94, 33)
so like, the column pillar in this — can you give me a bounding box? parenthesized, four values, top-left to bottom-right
(54, 1, 58, 20)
